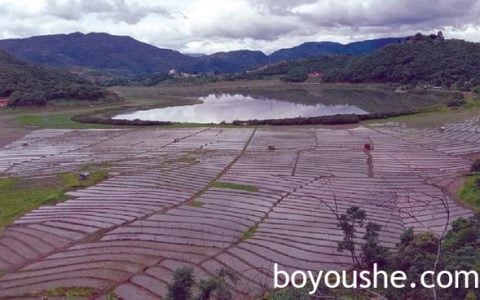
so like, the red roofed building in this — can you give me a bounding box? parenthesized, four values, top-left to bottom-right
(0, 98, 9, 107)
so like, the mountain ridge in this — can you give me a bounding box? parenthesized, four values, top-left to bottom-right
(269, 37, 404, 62)
(0, 32, 197, 77)
(0, 32, 403, 76)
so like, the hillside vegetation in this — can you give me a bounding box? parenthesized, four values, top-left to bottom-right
(334, 36, 480, 88)
(250, 33, 480, 90)
(0, 50, 109, 106)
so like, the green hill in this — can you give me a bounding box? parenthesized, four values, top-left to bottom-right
(334, 36, 480, 88)
(249, 34, 480, 90)
(0, 50, 108, 106)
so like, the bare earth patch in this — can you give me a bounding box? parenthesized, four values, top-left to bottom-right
(0, 118, 28, 148)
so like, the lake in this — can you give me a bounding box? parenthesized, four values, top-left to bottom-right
(113, 93, 368, 123)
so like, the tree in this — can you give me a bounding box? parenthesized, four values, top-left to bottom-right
(196, 269, 238, 300)
(361, 222, 390, 270)
(441, 215, 480, 300)
(167, 267, 195, 300)
(337, 206, 367, 267)
(390, 230, 439, 300)
(283, 67, 308, 83)
(437, 31, 445, 41)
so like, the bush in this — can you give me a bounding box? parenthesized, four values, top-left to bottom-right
(283, 67, 308, 83)
(166, 267, 237, 300)
(472, 160, 480, 173)
(447, 98, 467, 108)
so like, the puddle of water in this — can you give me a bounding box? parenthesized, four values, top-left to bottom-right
(113, 93, 368, 123)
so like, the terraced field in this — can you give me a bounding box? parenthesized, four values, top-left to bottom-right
(0, 120, 478, 299)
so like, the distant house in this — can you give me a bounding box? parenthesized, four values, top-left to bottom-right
(423, 83, 443, 90)
(0, 98, 9, 108)
(308, 71, 323, 78)
(168, 69, 198, 78)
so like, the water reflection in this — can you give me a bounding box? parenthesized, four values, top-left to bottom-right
(113, 93, 368, 124)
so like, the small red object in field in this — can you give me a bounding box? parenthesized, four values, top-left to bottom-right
(0, 98, 9, 107)
(364, 143, 372, 151)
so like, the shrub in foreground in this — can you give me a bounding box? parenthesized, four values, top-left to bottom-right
(471, 160, 480, 173)
(447, 98, 467, 108)
(166, 268, 238, 300)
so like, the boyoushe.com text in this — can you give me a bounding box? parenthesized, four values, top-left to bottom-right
(274, 263, 479, 294)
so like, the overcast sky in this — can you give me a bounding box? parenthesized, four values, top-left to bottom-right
(0, 0, 479, 54)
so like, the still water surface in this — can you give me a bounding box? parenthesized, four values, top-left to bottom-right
(113, 93, 368, 123)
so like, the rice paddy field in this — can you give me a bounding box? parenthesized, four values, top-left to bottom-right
(0, 112, 479, 298)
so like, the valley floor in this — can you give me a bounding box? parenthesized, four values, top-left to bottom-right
(0, 116, 479, 298)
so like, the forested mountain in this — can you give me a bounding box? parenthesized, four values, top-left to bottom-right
(249, 34, 480, 89)
(269, 38, 404, 63)
(0, 33, 401, 76)
(0, 32, 198, 77)
(0, 50, 108, 106)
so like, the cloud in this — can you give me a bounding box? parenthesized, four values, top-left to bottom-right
(250, 0, 317, 15)
(292, 0, 479, 28)
(45, 0, 172, 24)
(0, 0, 479, 54)
(186, 0, 302, 41)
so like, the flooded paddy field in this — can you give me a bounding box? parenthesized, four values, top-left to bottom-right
(0, 118, 479, 298)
